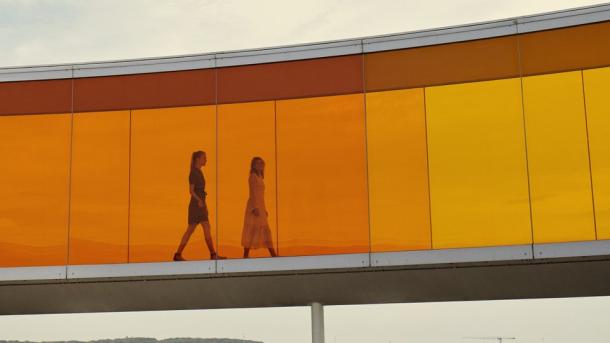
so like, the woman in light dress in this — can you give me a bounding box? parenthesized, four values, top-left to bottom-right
(241, 157, 278, 258)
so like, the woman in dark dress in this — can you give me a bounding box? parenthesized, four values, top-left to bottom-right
(173, 151, 224, 261)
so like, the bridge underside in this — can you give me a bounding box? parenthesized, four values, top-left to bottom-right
(2, 252, 610, 315)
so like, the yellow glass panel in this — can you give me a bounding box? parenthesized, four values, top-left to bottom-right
(425, 78, 531, 248)
(130, 106, 216, 262)
(0, 114, 70, 267)
(366, 89, 431, 252)
(69, 111, 130, 265)
(276, 94, 369, 256)
(218, 101, 277, 259)
(583, 67, 610, 240)
(523, 71, 595, 243)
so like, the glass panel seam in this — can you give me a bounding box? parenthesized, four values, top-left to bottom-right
(516, 34, 536, 249)
(361, 52, 373, 260)
(274, 100, 280, 256)
(66, 71, 75, 268)
(127, 110, 132, 263)
(422, 88, 434, 250)
(580, 70, 599, 240)
(214, 64, 219, 262)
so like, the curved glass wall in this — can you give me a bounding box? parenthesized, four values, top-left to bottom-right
(0, 21, 609, 267)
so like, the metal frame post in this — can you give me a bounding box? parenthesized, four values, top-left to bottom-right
(311, 302, 325, 343)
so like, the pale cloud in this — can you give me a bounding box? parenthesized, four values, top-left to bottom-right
(0, 0, 606, 67)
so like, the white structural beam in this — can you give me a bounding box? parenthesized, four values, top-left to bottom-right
(2, 255, 610, 315)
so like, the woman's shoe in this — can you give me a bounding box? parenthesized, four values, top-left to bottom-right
(211, 252, 227, 260)
(173, 253, 186, 261)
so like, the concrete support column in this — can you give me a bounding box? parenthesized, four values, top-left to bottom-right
(311, 302, 325, 343)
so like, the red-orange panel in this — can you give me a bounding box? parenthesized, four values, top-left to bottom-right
(217, 55, 363, 104)
(74, 69, 215, 112)
(519, 21, 610, 76)
(276, 94, 369, 256)
(69, 111, 130, 265)
(130, 106, 217, 262)
(0, 114, 71, 267)
(366, 89, 431, 252)
(0, 79, 72, 115)
(218, 101, 278, 258)
(364, 35, 520, 91)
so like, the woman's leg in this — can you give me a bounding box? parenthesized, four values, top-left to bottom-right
(201, 221, 224, 259)
(268, 247, 278, 257)
(243, 248, 250, 258)
(176, 224, 197, 255)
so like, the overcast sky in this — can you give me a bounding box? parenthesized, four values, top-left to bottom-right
(1, 297, 610, 343)
(1, 1, 610, 342)
(0, 0, 607, 67)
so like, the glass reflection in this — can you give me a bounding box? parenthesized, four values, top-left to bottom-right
(241, 157, 278, 258)
(0, 114, 71, 267)
(173, 151, 224, 261)
(217, 101, 278, 259)
(129, 106, 217, 263)
(275, 94, 369, 256)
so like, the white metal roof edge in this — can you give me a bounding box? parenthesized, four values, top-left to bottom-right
(362, 19, 518, 53)
(0, 3, 609, 82)
(516, 2, 610, 33)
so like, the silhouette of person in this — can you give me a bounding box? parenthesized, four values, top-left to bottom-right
(174, 150, 225, 261)
(241, 157, 277, 258)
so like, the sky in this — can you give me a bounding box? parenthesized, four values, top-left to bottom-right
(1, 297, 610, 343)
(0, 0, 607, 67)
(1, 0, 610, 342)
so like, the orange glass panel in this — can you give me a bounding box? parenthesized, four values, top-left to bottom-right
(519, 21, 610, 76)
(522, 72, 595, 243)
(130, 106, 216, 262)
(583, 67, 610, 239)
(364, 35, 520, 91)
(218, 55, 363, 103)
(218, 101, 277, 258)
(69, 111, 130, 265)
(366, 89, 431, 252)
(425, 78, 532, 248)
(0, 114, 71, 267)
(276, 94, 369, 256)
